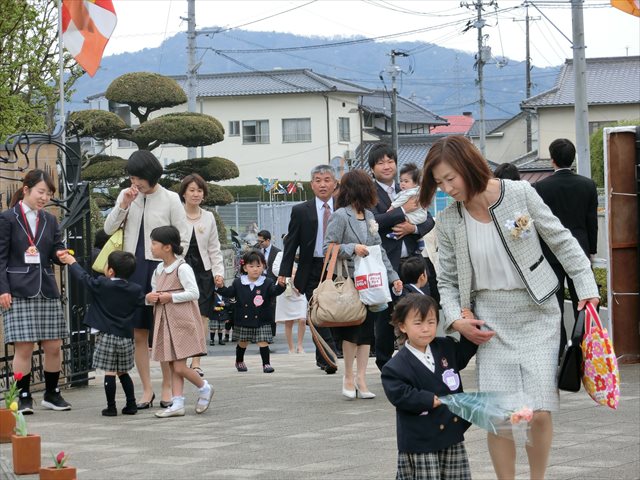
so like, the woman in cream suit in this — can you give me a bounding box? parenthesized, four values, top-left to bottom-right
(179, 174, 224, 376)
(323, 170, 402, 400)
(419, 136, 599, 480)
(104, 150, 190, 409)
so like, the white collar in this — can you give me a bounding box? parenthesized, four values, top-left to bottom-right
(160, 258, 182, 273)
(409, 284, 425, 294)
(20, 201, 36, 216)
(554, 167, 573, 173)
(315, 196, 334, 210)
(405, 341, 433, 357)
(240, 275, 265, 287)
(376, 179, 396, 193)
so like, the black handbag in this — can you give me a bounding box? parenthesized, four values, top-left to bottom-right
(558, 310, 586, 392)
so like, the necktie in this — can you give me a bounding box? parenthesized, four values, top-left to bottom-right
(424, 349, 435, 372)
(322, 203, 331, 239)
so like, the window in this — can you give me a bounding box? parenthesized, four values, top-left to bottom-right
(282, 118, 311, 143)
(117, 139, 134, 148)
(228, 121, 240, 136)
(338, 117, 350, 142)
(242, 120, 270, 144)
(363, 112, 374, 128)
(588, 120, 616, 135)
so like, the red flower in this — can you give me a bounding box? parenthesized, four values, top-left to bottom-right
(606, 391, 618, 409)
(56, 452, 65, 464)
(594, 375, 606, 392)
(14, 372, 23, 381)
(604, 340, 613, 355)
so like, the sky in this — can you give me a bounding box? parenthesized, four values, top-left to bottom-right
(103, 0, 640, 68)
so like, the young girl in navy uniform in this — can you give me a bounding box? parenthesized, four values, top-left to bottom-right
(381, 295, 477, 480)
(0, 169, 71, 414)
(208, 292, 232, 346)
(146, 226, 214, 418)
(215, 250, 285, 373)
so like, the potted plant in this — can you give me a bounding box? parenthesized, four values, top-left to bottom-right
(0, 371, 22, 443)
(11, 409, 41, 475)
(40, 451, 77, 480)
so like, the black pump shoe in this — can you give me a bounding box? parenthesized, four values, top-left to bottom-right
(136, 393, 155, 410)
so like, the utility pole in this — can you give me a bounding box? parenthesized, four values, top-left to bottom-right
(514, 2, 539, 152)
(571, 0, 591, 177)
(186, 0, 197, 159)
(386, 49, 408, 156)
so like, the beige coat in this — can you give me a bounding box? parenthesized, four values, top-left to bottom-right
(186, 209, 224, 278)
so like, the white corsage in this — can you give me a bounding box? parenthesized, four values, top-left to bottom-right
(368, 219, 379, 234)
(504, 213, 533, 239)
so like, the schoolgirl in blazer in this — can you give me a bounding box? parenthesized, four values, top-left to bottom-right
(0, 204, 65, 299)
(381, 336, 477, 453)
(436, 179, 599, 332)
(216, 277, 285, 328)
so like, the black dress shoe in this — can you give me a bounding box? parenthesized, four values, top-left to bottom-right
(136, 393, 155, 410)
(121, 403, 138, 415)
(102, 406, 117, 417)
(325, 366, 337, 375)
(316, 362, 326, 371)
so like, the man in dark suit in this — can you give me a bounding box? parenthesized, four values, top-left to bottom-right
(257, 230, 280, 337)
(534, 138, 598, 355)
(278, 165, 339, 374)
(368, 144, 435, 371)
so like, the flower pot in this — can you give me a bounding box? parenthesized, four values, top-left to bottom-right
(0, 407, 16, 443)
(11, 433, 41, 475)
(39, 466, 78, 480)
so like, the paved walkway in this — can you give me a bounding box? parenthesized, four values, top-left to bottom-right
(1, 329, 639, 479)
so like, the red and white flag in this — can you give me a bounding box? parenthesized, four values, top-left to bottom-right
(62, 0, 117, 77)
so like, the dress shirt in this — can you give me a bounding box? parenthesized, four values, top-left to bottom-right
(376, 180, 416, 257)
(405, 341, 435, 372)
(148, 259, 199, 304)
(314, 196, 334, 257)
(20, 202, 38, 238)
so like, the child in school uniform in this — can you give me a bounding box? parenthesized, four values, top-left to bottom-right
(381, 295, 478, 480)
(399, 256, 431, 297)
(146, 226, 214, 418)
(215, 249, 285, 373)
(57, 250, 145, 416)
(209, 292, 231, 346)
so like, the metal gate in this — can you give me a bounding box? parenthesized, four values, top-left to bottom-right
(1, 127, 94, 394)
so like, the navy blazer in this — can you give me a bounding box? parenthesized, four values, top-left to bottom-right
(381, 336, 477, 453)
(0, 205, 65, 299)
(372, 183, 435, 271)
(68, 263, 145, 338)
(280, 199, 318, 293)
(216, 277, 285, 328)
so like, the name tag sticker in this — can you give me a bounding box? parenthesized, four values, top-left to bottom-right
(442, 369, 461, 391)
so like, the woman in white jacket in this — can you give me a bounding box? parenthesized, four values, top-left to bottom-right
(179, 174, 224, 376)
(104, 150, 190, 410)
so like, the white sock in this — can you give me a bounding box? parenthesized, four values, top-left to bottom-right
(171, 396, 185, 409)
(199, 380, 210, 394)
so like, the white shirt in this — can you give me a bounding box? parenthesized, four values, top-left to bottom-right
(20, 201, 38, 237)
(405, 341, 435, 372)
(375, 180, 415, 257)
(314, 197, 334, 257)
(147, 259, 199, 305)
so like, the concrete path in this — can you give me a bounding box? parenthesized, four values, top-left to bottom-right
(1, 328, 638, 479)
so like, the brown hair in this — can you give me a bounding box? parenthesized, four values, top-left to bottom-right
(178, 173, 208, 203)
(335, 169, 377, 213)
(10, 169, 56, 208)
(419, 135, 492, 207)
(390, 294, 439, 344)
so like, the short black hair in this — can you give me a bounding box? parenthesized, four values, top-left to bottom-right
(107, 251, 137, 279)
(399, 162, 421, 184)
(390, 294, 439, 344)
(548, 138, 576, 169)
(400, 257, 427, 285)
(493, 162, 521, 181)
(150, 225, 183, 255)
(367, 143, 397, 170)
(241, 249, 266, 272)
(126, 150, 164, 186)
(257, 230, 271, 241)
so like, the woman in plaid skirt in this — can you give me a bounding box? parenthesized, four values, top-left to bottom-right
(146, 226, 214, 418)
(0, 169, 71, 414)
(382, 295, 477, 480)
(214, 250, 285, 373)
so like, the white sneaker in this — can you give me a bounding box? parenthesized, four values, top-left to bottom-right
(195, 381, 214, 414)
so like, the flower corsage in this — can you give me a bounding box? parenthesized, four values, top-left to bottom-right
(368, 219, 379, 234)
(504, 213, 533, 239)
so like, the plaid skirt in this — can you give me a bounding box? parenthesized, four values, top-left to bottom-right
(397, 442, 471, 480)
(92, 333, 135, 372)
(232, 324, 272, 343)
(209, 318, 226, 331)
(2, 296, 67, 344)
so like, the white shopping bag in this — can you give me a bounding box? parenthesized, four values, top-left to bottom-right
(353, 245, 392, 306)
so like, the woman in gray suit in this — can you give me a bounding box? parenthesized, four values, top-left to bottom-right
(324, 170, 402, 400)
(419, 136, 599, 480)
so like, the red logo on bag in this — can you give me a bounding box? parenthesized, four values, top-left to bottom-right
(354, 275, 368, 290)
(368, 272, 383, 288)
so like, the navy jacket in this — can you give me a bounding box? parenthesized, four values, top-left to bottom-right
(372, 183, 434, 272)
(68, 263, 145, 338)
(0, 205, 65, 299)
(216, 277, 285, 328)
(381, 336, 477, 453)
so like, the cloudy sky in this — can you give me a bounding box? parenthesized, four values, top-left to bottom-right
(103, 0, 640, 68)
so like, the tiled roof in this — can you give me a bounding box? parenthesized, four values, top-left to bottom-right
(351, 135, 446, 171)
(172, 69, 372, 97)
(522, 56, 640, 108)
(360, 91, 448, 126)
(468, 118, 510, 137)
(431, 115, 474, 134)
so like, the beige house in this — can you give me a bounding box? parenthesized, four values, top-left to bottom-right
(88, 69, 371, 185)
(468, 113, 533, 164)
(521, 56, 640, 160)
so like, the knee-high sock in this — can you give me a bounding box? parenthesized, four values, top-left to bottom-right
(259, 346, 270, 366)
(44, 370, 60, 393)
(16, 373, 31, 397)
(104, 375, 117, 408)
(118, 373, 136, 405)
(235, 345, 246, 363)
